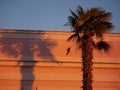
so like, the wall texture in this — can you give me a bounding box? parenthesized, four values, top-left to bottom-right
(0, 29, 120, 90)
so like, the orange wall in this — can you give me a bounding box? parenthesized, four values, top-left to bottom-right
(0, 29, 120, 90)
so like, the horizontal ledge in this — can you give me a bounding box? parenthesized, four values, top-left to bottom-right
(0, 60, 120, 68)
(0, 32, 69, 40)
(0, 87, 82, 90)
(0, 87, 119, 90)
(0, 57, 120, 63)
(0, 72, 120, 82)
(0, 30, 120, 41)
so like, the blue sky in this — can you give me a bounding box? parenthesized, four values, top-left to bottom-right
(0, 0, 120, 33)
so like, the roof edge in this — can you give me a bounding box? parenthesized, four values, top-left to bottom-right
(0, 29, 119, 36)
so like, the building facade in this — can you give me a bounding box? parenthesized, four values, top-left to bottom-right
(0, 29, 120, 90)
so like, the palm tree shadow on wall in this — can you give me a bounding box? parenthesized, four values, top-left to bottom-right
(0, 30, 57, 90)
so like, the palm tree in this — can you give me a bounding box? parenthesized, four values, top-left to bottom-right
(65, 6, 114, 90)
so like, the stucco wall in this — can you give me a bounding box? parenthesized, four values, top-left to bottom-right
(0, 29, 120, 90)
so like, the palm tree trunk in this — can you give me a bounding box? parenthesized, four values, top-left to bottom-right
(82, 35, 93, 90)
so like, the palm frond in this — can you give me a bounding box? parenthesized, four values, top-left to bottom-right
(68, 16, 76, 26)
(63, 22, 69, 26)
(96, 41, 110, 53)
(64, 16, 76, 29)
(76, 5, 84, 16)
(95, 32, 103, 40)
(93, 21, 114, 39)
(97, 21, 114, 32)
(65, 5, 114, 41)
(67, 33, 78, 41)
(89, 7, 102, 16)
(66, 47, 71, 55)
(69, 9, 78, 19)
(77, 34, 82, 42)
(84, 7, 113, 33)
(98, 12, 112, 21)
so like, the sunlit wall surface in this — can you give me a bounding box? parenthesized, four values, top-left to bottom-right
(0, 29, 120, 90)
